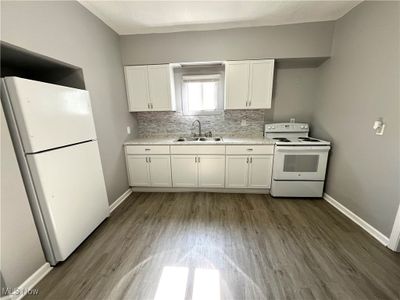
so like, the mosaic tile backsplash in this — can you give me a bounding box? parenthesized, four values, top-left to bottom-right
(136, 110, 265, 138)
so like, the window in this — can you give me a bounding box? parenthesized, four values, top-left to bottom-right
(181, 73, 223, 115)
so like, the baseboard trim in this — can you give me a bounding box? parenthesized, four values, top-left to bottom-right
(109, 188, 133, 213)
(132, 187, 269, 194)
(4, 263, 52, 300)
(323, 193, 389, 246)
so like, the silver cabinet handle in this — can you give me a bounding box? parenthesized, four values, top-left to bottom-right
(149, 157, 151, 163)
(247, 148, 253, 151)
(246, 157, 249, 163)
(150, 103, 153, 109)
(250, 157, 253, 163)
(248, 101, 251, 107)
(147, 103, 150, 109)
(198, 157, 200, 163)
(145, 157, 148, 163)
(145, 148, 151, 151)
(195, 157, 197, 163)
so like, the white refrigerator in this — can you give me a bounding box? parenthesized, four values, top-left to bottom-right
(1, 77, 109, 265)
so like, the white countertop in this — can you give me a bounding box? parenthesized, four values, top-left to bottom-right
(124, 136, 275, 145)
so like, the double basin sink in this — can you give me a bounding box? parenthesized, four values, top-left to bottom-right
(174, 137, 223, 143)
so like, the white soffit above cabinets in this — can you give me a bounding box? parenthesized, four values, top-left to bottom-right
(78, 1, 362, 35)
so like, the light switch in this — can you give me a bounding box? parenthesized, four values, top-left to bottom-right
(127, 126, 131, 135)
(241, 119, 247, 126)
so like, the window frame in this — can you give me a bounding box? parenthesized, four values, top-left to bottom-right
(180, 73, 224, 116)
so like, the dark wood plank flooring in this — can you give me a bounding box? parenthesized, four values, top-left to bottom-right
(27, 193, 400, 299)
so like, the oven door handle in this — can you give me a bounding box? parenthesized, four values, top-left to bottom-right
(275, 146, 331, 152)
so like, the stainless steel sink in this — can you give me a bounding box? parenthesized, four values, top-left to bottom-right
(174, 137, 223, 143)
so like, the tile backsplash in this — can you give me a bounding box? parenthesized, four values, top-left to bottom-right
(136, 110, 265, 138)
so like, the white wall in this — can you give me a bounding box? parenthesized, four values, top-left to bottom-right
(313, 1, 400, 236)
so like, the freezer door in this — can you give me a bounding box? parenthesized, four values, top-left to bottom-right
(27, 141, 109, 262)
(4, 77, 97, 153)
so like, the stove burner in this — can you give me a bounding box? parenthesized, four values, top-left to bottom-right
(273, 137, 290, 142)
(298, 137, 320, 142)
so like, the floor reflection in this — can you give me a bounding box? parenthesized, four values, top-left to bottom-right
(153, 266, 221, 300)
(107, 245, 265, 300)
(192, 268, 220, 300)
(154, 266, 189, 300)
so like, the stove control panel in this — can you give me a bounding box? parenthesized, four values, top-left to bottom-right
(265, 123, 309, 133)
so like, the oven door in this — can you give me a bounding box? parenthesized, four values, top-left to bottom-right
(273, 146, 330, 181)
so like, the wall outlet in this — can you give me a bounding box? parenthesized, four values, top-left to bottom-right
(241, 119, 247, 126)
(290, 118, 296, 123)
(127, 126, 131, 134)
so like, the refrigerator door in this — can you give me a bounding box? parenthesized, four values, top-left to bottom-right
(27, 141, 109, 262)
(4, 77, 97, 153)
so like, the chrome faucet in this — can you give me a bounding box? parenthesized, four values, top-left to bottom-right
(192, 119, 202, 137)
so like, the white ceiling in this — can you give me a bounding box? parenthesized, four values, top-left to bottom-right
(79, 1, 362, 35)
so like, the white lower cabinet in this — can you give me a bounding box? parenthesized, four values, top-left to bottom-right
(127, 155, 151, 186)
(225, 156, 249, 188)
(127, 155, 171, 187)
(198, 155, 225, 188)
(226, 155, 273, 188)
(248, 156, 273, 188)
(171, 155, 198, 187)
(171, 155, 225, 188)
(126, 144, 273, 190)
(148, 155, 172, 187)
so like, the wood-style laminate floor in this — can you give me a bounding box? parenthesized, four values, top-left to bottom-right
(27, 193, 400, 300)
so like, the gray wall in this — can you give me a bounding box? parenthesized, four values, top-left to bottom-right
(1, 1, 137, 204)
(120, 22, 334, 65)
(313, 1, 400, 236)
(1, 104, 46, 290)
(135, 67, 318, 137)
(120, 22, 323, 137)
(266, 67, 318, 123)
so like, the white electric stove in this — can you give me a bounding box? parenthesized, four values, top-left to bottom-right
(265, 123, 331, 198)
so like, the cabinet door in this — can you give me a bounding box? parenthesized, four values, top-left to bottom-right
(224, 61, 250, 109)
(171, 155, 198, 187)
(225, 156, 249, 188)
(198, 155, 225, 188)
(248, 156, 273, 188)
(248, 60, 274, 109)
(148, 65, 174, 111)
(148, 155, 172, 187)
(127, 155, 151, 186)
(124, 66, 150, 112)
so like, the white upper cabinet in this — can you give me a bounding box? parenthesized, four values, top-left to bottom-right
(147, 65, 176, 111)
(248, 60, 274, 109)
(224, 59, 274, 110)
(124, 64, 176, 112)
(224, 61, 250, 110)
(124, 66, 150, 111)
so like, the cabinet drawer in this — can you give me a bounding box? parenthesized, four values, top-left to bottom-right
(125, 145, 170, 155)
(226, 145, 274, 155)
(170, 145, 225, 155)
